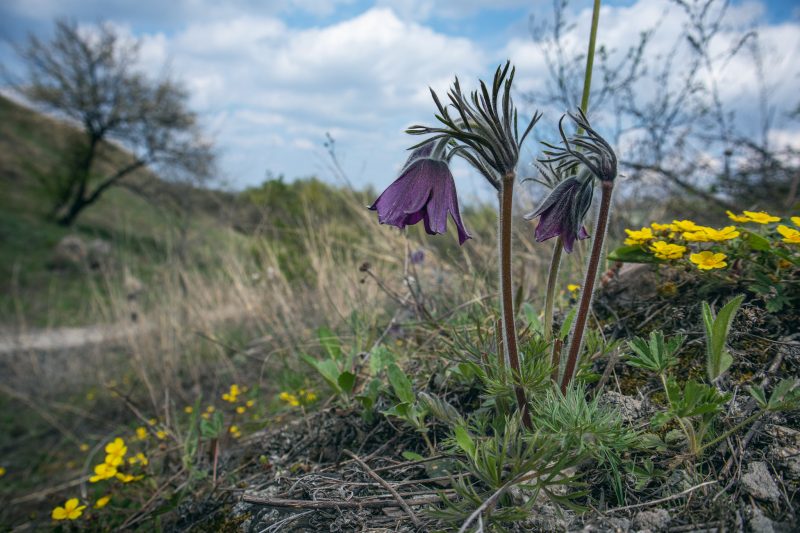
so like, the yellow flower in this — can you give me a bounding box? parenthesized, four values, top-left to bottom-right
(184, 406, 193, 414)
(94, 495, 111, 509)
(115, 472, 142, 483)
(236, 406, 246, 414)
(777, 225, 800, 244)
(222, 384, 241, 403)
(671, 220, 703, 232)
(304, 391, 317, 403)
(89, 462, 117, 483)
(147, 418, 157, 426)
(0, 466, 6, 477)
(156, 430, 167, 440)
(52, 498, 86, 520)
(229, 425, 242, 438)
(206, 405, 216, 413)
(128, 452, 149, 466)
(624, 227, 654, 245)
(201, 413, 210, 420)
(726, 210, 751, 223)
(727, 210, 780, 224)
(690, 251, 728, 270)
(650, 222, 671, 231)
(105, 438, 127, 465)
(566, 283, 580, 293)
(246, 399, 255, 408)
(79, 443, 90, 452)
(649, 241, 687, 260)
(135, 427, 148, 441)
(703, 226, 740, 241)
(792, 216, 800, 227)
(682, 229, 712, 242)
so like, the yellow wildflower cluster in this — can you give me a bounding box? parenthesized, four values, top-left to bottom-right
(622, 210, 796, 271)
(222, 384, 241, 403)
(88, 437, 144, 484)
(279, 389, 317, 407)
(229, 425, 242, 439)
(566, 283, 581, 293)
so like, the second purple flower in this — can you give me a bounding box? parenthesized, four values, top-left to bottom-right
(524, 175, 593, 253)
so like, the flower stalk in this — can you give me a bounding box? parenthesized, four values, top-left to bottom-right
(499, 172, 532, 428)
(560, 179, 614, 393)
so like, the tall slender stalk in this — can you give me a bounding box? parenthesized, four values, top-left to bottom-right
(542, 0, 601, 345)
(499, 172, 531, 428)
(560, 180, 613, 393)
(543, 238, 563, 343)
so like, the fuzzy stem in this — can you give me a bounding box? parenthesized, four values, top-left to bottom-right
(543, 238, 563, 342)
(499, 173, 532, 428)
(560, 180, 614, 393)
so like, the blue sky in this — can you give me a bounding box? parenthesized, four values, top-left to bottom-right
(2, 0, 799, 200)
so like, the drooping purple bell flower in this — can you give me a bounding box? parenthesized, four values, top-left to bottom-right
(524, 175, 593, 253)
(370, 143, 471, 245)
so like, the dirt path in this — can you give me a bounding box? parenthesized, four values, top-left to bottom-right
(0, 305, 245, 354)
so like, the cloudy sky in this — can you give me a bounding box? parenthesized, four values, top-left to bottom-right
(1, 0, 799, 200)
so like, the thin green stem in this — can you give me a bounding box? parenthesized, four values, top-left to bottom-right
(700, 411, 765, 453)
(560, 180, 614, 393)
(543, 238, 563, 342)
(579, 0, 602, 119)
(541, 0, 600, 345)
(499, 173, 532, 428)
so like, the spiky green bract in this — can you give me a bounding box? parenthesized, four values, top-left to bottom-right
(431, 416, 587, 530)
(406, 61, 542, 190)
(541, 109, 617, 183)
(529, 385, 640, 503)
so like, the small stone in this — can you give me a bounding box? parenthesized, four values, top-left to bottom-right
(748, 507, 775, 533)
(598, 391, 644, 423)
(632, 508, 670, 532)
(51, 235, 87, 269)
(741, 462, 781, 503)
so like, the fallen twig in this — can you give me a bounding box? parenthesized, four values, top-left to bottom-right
(605, 480, 717, 513)
(344, 449, 421, 527)
(241, 494, 443, 510)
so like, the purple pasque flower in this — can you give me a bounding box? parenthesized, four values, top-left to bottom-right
(370, 142, 471, 245)
(524, 173, 594, 253)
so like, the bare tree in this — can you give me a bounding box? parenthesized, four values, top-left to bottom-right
(14, 19, 214, 226)
(525, 0, 799, 218)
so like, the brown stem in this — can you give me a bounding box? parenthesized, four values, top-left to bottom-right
(499, 173, 532, 428)
(560, 180, 614, 394)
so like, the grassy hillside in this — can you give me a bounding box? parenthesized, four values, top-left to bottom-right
(0, 95, 250, 327)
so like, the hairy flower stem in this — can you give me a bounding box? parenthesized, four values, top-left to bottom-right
(499, 173, 531, 428)
(560, 180, 614, 394)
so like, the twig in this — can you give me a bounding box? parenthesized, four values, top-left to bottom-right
(605, 480, 717, 513)
(344, 449, 421, 527)
(241, 494, 443, 509)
